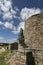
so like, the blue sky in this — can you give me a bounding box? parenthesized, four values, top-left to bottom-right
(0, 0, 43, 43)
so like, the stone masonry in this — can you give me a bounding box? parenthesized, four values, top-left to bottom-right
(9, 43, 26, 65)
(24, 14, 43, 65)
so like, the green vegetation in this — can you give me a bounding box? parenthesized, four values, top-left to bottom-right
(0, 51, 10, 60)
(0, 46, 10, 65)
(0, 61, 9, 65)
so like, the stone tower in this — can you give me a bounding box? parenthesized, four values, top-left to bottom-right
(24, 14, 43, 65)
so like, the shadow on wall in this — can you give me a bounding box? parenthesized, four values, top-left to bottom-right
(26, 52, 36, 65)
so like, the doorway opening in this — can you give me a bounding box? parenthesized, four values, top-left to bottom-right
(26, 52, 36, 65)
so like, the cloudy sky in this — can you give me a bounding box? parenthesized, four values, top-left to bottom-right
(0, 0, 43, 43)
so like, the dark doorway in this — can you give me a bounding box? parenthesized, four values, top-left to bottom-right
(26, 52, 36, 65)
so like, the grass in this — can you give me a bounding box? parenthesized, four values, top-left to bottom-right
(0, 46, 10, 65)
(0, 61, 9, 65)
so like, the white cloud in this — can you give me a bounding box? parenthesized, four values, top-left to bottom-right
(14, 7, 19, 12)
(12, 26, 19, 34)
(0, 0, 19, 20)
(0, 21, 13, 29)
(0, 21, 3, 25)
(0, 21, 24, 34)
(0, 4, 9, 12)
(20, 7, 41, 21)
(12, 22, 25, 34)
(4, 0, 12, 8)
(4, 22, 13, 29)
(0, 0, 11, 12)
(11, 9, 17, 14)
(17, 22, 25, 32)
(3, 12, 12, 20)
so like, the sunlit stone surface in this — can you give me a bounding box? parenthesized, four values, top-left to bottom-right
(24, 14, 43, 65)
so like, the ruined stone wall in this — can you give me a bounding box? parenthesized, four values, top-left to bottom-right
(10, 43, 26, 65)
(10, 51, 26, 65)
(24, 14, 43, 49)
(24, 14, 43, 65)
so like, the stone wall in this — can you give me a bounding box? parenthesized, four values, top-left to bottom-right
(9, 14, 43, 65)
(10, 51, 26, 65)
(24, 14, 43, 65)
(9, 43, 26, 65)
